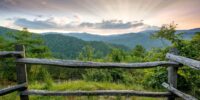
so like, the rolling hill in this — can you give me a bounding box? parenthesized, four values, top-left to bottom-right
(46, 28, 200, 49)
(0, 26, 128, 59)
(42, 34, 128, 59)
(1, 26, 199, 55)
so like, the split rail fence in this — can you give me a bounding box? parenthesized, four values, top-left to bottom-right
(0, 45, 199, 100)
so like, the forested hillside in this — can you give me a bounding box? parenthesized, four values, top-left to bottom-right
(1, 26, 198, 51)
(0, 26, 128, 59)
(50, 28, 200, 49)
(0, 26, 18, 36)
(42, 34, 128, 59)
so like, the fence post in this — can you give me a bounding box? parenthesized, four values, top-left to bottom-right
(15, 45, 29, 100)
(167, 48, 178, 100)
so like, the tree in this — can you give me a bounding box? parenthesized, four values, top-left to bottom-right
(189, 32, 200, 60)
(78, 45, 94, 61)
(0, 28, 52, 83)
(7, 28, 51, 58)
(152, 22, 183, 47)
(131, 45, 146, 57)
(151, 23, 200, 97)
(108, 48, 125, 62)
(0, 36, 5, 50)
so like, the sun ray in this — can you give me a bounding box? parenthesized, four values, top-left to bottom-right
(0, 0, 200, 34)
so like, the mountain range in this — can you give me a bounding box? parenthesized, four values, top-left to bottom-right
(0, 26, 199, 59)
(45, 28, 200, 49)
(0, 26, 128, 59)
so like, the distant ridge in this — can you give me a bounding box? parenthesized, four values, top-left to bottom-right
(44, 28, 200, 49)
(0, 26, 199, 49)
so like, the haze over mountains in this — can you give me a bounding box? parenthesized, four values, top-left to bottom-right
(44, 28, 200, 49)
(1, 26, 200, 49)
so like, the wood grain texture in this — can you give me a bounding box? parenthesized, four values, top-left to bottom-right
(21, 90, 170, 97)
(16, 58, 179, 68)
(15, 45, 29, 100)
(167, 49, 179, 100)
(166, 53, 200, 70)
(162, 82, 197, 100)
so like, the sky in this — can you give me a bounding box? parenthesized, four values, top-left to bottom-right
(0, 0, 200, 35)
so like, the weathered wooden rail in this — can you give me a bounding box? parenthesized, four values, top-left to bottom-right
(0, 83, 27, 96)
(21, 90, 170, 97)
(166, 53, 200, 70)
(0, 45, 199, 100)
(16, 58, 179, 68)
(0, 51, 23, 58)
(162, 82, 198, 100)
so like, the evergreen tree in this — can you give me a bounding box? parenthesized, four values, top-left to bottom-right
(131, 45, 146, 57)
(0, 28, 52, 83)
(108, 48, 125, 62)
(79, 45, 94, 61)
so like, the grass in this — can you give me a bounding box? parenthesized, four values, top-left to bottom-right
(0, 80, 167, 100)
(30, 80, 145, 91)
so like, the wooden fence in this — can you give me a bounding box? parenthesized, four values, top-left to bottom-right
(0, 45, 199, 100)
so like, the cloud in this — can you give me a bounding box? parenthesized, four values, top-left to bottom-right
(79, 20, 137, 29)
(14, 18, 56, 29)
(14, 18, 149, 30)
(94, 20, 143, 29)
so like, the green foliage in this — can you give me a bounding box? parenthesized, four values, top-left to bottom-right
(143, 67, 167, 89)
(83, 69, 134, 85)
(78, 45, 94, 61)
(81, 47, 128, 84)
(151, 22, 182, 44)
(179, 32, 200, 60)
(141, 48, 167, 89)
(82, 47, 146, 85)
(0, 28, 53, 83)
(43, 34, 128, 59)
(107, 48, 126, 62)
(0, 58, 16, 81)
(83, 69, 112, 82)
(0, 36, 6, 50)
(131, 45, 146, 57)
(6, 28, 51, 57)
(151, 23, 200, 98)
